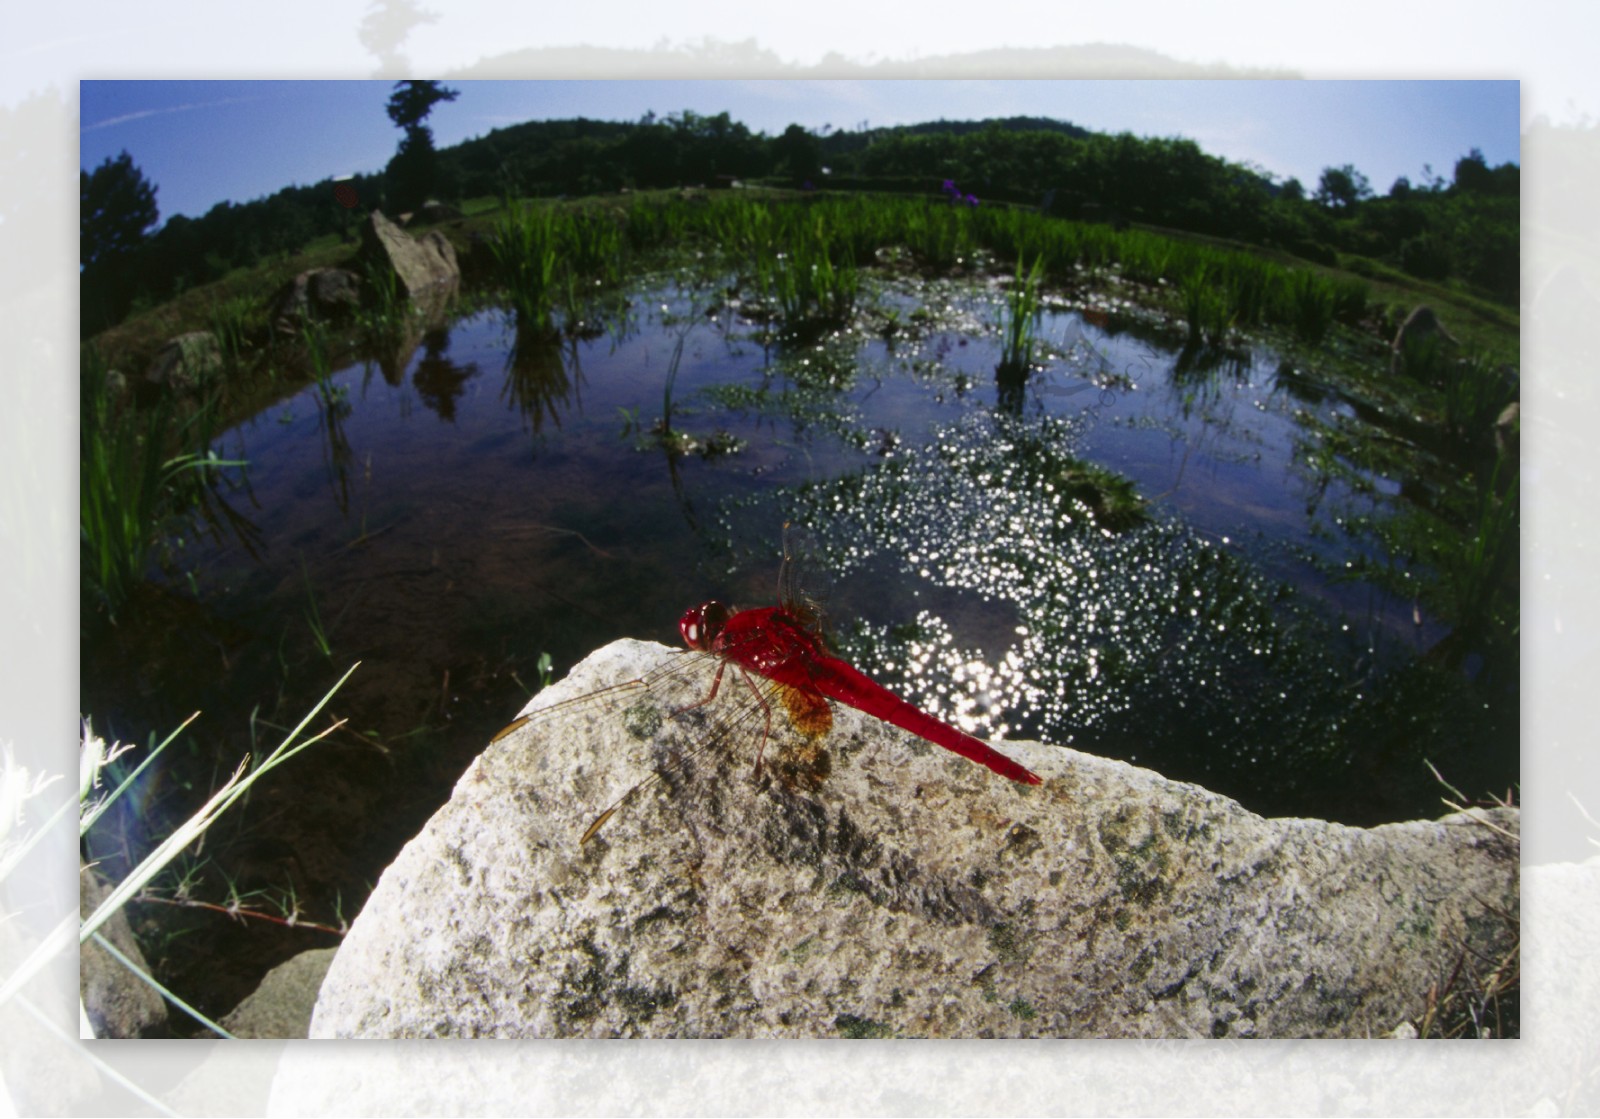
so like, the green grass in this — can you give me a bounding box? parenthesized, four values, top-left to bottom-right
(204, 294, 258, 371)
(89, 186, 1516, 393)
(72, 666, 358, 1037)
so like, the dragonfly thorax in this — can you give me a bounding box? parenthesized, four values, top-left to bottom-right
(679, 600, 736, 652)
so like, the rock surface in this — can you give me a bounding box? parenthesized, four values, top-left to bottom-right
(220, 947, 337, 1039)
(359, 209, 460, 305)
(80, 864, 166, 1038)
(414, 199, 465, 224)
(144, 331, 222, 394)
(311, 639, 1518, 1039)
(268, 267, 361, 334)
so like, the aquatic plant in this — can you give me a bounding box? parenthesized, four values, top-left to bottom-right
(1430, 457, 1519, 663)
(1214, 256, 1274, 330)
(762, 221, 860, 336)
(1441, 351, 1517, 453)
(488, 200, 559, 334)
(1278, 269, 1338, 344)
(996, 254, 1046, 385)
(299, 323, 356, 513)
(1179, 267, 1234, 348)
(79, 346, 242, 622)
(356, 251, 413, 355)
(561, 208, 628, 285)
(300, 559, 334, 659)
(897, 199, 974, 271)
(654, 300, 694, 452)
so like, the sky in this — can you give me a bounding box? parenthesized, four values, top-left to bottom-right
(79, 78, 1522, 225)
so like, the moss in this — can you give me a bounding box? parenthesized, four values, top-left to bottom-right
(835, 1013, 894, 1039)
(987, 921, 1033, 966)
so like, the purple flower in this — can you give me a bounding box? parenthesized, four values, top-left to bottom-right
(942, 179, 957, 194)
(966, 194, 980, 207)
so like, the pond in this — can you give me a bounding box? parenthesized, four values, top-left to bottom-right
(82, 264, 1516, 1025)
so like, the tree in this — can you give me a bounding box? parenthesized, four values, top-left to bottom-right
(80, 151, 159, 269)
(81, 151, 160, 331)
(771, 123, 822, 183)
(1453, 147, 1496, 194)
(384, 80, 459, 211)
(1314, 164, 1371, 210)
(386, 79, 457, 133)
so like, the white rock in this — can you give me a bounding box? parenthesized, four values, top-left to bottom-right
(311, 639, 1518, 1038)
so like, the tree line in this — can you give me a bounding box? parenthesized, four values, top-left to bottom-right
(81, 101, 1518, 335)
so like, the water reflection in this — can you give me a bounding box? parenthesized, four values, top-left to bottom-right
(502, 317, 580, 434)
(411, 326, 479, 422)
(366, 285, 461, 385)
(313, 370, 355, 511)
(1271, 360, 1330, 405)
(1171, 341, 1252, 386)
(147, 275, 1511, 831)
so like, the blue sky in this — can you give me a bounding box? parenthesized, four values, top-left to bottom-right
(79, 79, 1521, 224)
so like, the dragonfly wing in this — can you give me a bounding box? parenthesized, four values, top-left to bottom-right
(493, 648, 783, 844)
(776, 681, 832, 739)
(778, 522, 830, 637)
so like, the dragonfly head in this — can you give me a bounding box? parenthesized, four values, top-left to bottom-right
(679, 600, 734, 651)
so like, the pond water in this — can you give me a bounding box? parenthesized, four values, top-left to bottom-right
(83, 267, 1515, 1022)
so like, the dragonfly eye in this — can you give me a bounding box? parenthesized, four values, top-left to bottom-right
(679, 606, 707, 650)
(680, 601, 732, 651)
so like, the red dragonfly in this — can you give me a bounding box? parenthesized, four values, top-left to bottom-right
(495, 526, 1041, 843)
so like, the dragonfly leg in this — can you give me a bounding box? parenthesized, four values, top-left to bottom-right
(671, 658, 728, 717)
(734, 666, 774, 781)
